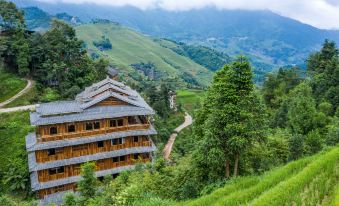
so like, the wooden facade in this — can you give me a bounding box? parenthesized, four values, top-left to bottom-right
(37, 154, 151, 182)
(27, 77, 157, 201)
(35, 136, 151, 163)
(38, 183, 77, 199)
(36, 116, 149, 143)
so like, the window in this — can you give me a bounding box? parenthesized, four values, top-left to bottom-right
(48, 166, 64, 175)
(67, 124, 76, 133)
(94, 122, 100, 129)
(85, 122, 93, 130)
(120, 155, 125, 161)
(50, 126, 58, 135)
(133, 136, 140, 143)
(109, 120, 117, 127)
(110, 119, 124, 127)
(112, 156, 119, 163)
(113, 156, 125, 163)
(97, 141, 104, 148)
(133, 153, 140, 160)
(47, 148, 55, 156)
(111, 138, 123, 145)
(117, 119, 123, 126)
(128, 116, 137, 125)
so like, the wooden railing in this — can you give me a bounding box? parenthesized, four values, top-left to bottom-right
(39, 157, 151, 182)
(37, 124, 150, 143)
(36, 141, 152, 163)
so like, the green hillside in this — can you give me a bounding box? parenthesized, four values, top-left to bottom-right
(183, 146, 339, 206)
(75, 22, 213, 87)
(0, 69, 26, 103)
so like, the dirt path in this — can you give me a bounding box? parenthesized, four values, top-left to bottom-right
(0, 79, 33, 108)
(163, 112, 193, 160)
(0, 104, 37, 113)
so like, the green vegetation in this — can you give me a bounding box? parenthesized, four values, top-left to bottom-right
(0, 111, 32, 198)
(0, 69, 26, 103)
(75, 22, 213, 87)
(1, 0, 109, 99)
(3, 82, 38, 107)
(193, 56, 267, 178)
(156, 39, 231, 72)
(1, 2, 339, 206)
(93, 35, 112, 50)
(184, 147, 338, 206)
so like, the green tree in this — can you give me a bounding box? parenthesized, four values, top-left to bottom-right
(34, 20, 108, 98)
(0, 0, 30, 76)
(262, 67, 302, 110)
(78, 162, 97, 203)
(286, 82, 327, 135)
(307, 39, 339, 114)
(193, 57, 267, 179)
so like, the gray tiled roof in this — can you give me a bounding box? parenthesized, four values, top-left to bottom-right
(30, 105, 154, 126)
(28, 145, 156, 172)
(76, 79, 137, 101)
(31, 77, 154, 125)
(26, 125, 157, 151)
(36, 101, 82, 116)
(30, 165, 137, 191)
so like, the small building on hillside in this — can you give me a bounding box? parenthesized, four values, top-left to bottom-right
(169, 90, 177, 112)
(26, 77, 157, 203)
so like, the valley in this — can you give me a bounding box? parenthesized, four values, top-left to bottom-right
(0, 1, 338, 205)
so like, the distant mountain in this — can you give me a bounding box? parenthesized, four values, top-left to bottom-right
(22, 7, 81, 30)
(12, 0, 339, 72)
(75, 22, 213, 87)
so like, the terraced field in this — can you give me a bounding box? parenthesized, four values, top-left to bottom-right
(182, 147, 339, 206)
(75, 23, 213, 87)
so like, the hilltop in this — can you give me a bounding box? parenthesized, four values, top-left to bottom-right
(22, 7, 81, 30)
(75, 22, 214, 87)
(12, 0, 339, 70)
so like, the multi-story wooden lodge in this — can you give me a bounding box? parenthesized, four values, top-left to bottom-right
(26, 77, 157, 202)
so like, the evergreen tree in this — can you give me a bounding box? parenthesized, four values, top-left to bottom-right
(307, 39, 339, 114)
(0, 0, 30, 76)
(193, 57, 267, 179)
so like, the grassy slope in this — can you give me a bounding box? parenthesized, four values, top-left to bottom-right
(75, 23, 213, 87)
(3, 82, 38, 108)
(176, 89, 205, 114)
(0, 69, 26, 103)
(182, 146, 339, 206)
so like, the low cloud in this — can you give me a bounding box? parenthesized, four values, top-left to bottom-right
(37, 0, 339, 29)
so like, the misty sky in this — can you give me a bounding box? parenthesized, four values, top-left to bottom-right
(38, 0, 339, 29)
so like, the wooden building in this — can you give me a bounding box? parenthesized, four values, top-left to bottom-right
(26, 77, 157, 202)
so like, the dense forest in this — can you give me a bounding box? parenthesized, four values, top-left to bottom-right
(0, 0, 108, 100)
(0, 0, 338, 205)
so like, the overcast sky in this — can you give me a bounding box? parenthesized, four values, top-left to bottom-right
(38, 0, 339, 29)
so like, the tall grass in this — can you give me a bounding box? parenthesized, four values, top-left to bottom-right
(251, 147, 339, 206)
(183, 153, 318, 206)
(184, 176, 259, 206)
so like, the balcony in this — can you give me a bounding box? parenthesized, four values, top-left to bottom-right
(37, 124, 150, 143)
(36, 141, 152, 163)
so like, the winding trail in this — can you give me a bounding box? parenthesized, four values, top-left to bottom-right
(163, 112, 193, 160)
(0, 79, 33, 108)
